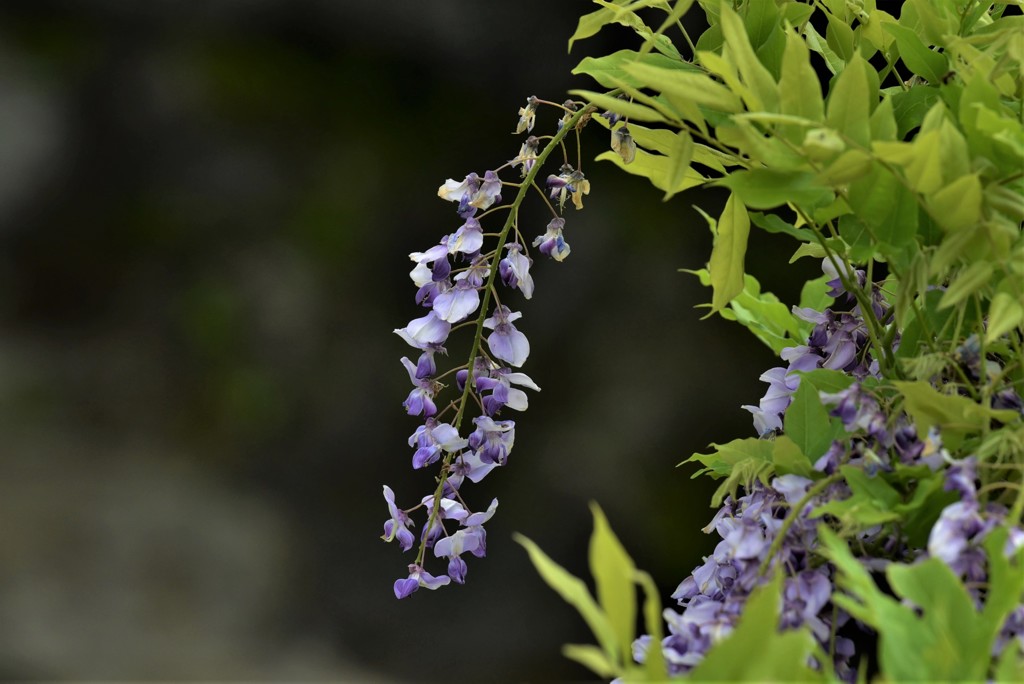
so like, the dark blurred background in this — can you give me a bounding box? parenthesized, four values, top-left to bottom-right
(0, 0, 809, 680)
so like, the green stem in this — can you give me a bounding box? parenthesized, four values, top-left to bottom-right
(414, 102, 595, 567)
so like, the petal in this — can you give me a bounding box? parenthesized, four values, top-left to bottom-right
(394, 577, 420, 599)
(505, 372, 540, 391)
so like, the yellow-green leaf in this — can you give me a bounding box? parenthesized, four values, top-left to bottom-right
(514, 533, 619, 660)
(595, 148, 706, 195)
(662, 129, 694, 200)
(623, 61, 744, 113)
(562, 644, 617, 678)
(826, 53, 872, 147)
(779, 27, 824, 142)
(986, 291, 1024, 344)
(588, 502, 637, 666)
(719, 3, 780, 112)
(938, 261, 994, 309)
(928, 174, 983, 232)
(707, 193, 750, 315)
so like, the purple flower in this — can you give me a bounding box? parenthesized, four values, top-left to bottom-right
(821, 257, 864, 298)
(483, 305, 530, 367)
(499, 243, 534, 299)
(533, 217, 571, 261)
(394, 563, 451, 599)
(381, 485, 415, 552)
(432, 279, 480, 323)
(449, 217, 484, 255)
(469, 170, 503, 211)
(928, 500, 985, 568)
(433, 498, 499, 583)
(477, 367, 540, 415)
(395, 311, 451, 349)
(469, 415, 516, 465)
(408, 419, 468, 470)
(449, 448, 500, 486)
(400, 357, 439, 417)
(437, 172, 482, 218)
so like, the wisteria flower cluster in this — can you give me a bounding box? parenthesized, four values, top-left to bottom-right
(636, 260, 1024, 679)
(382, 96, 594, 598)
(388, 0, 1024, 679)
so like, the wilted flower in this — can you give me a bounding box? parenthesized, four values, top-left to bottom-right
(546, 164, 591, 211)
(533, 217, 571, 261)
(515, 95, 538, 134)
(611, 125, 636, 164)
(512, 136, 540, 177)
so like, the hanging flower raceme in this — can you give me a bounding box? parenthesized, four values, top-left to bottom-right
(382, 96, 593, 597)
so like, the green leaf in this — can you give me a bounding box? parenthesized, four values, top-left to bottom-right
(622, 61, 744, 113)
(804, 22, 843, 75)
(825, 12, 855, 63)
(797, 368, 855, 394)
(816, 149, 873, 185)
(570, 89, 668, 123)
(772, 434, 814, 478)
(784, 381, 842, 461)
(569, 6, 631, 53)
(883, 22, 948, 83)
(684, 436, 774, 506)
(893, 380, 1019, 435)
(937, 260, 993, 309)
(986, 291, 1024, 344)
(595, 148, 705, 195)
(662, 129, 694, 200)
(779, 28, 825, 143)
(789, 242, 826, 263)
(891, 86, 940, 139)
(725, 274, 806, 353)
(928, 173, 983, 232)
(514, 533, 619, 663)
(717, 169, 834, 210)
(719, 3, 780, 112)
(588, 503, 636, 666)
(815, 465, 903, 527)
(819, 525, 1011, 682)
(869, 94, 898, 141)
(639, 0, 697, 58)
(688, 574, 823, 681)
(707, 193, 750, 315)
(846, 163, 918, 252)
(749, 211, 815, 242)
(798, 276, 836, 314)
(561, 645, 617, 678)
(572, 50, 696, 89)
(826, 54, 873, 147)
(742, 0, 778, 50)
(634, 569, 668, 679)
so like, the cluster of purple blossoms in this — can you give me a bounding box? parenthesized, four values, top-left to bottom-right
(744, 258, 885, 436)
(633, 475, 857, 679)
(634, 258, 1024, 677)
(927, 456, 1024, 656)
(383, 96, 590, 598)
